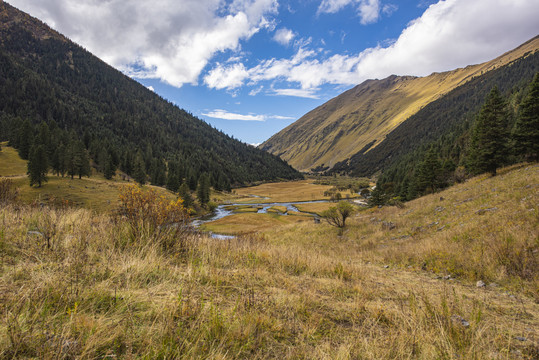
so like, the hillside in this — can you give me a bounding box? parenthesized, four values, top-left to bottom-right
(261, 36, 539, 172)
(1, 164, 537, 358)
(0, 2, 301, 188)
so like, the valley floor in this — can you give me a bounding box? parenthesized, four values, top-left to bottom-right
(0, 164, 537, 359)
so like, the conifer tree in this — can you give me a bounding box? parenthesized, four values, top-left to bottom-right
(74, 140, 91, 179)
(104, 154, 116, 180)
(416, 146, 442, 194)
(133, 152, 147, 185)
(197, 172, 211, 206)
(27, 144, 48, 187)
(468, 86, 509, 175)
(178, 182, 193, 208)
(17, 119, 33, 160)
(512, 72, 539, 162)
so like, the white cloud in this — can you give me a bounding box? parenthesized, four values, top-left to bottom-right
(271, 88, 321, 99)
(317, 0, 381, 24)
(203, 110, 295, 121)
(146, 85, 155, 92)
(203, 109, 265, 121)
(10, 0, 278, 88)
(207, 0, 539, 95)
(382, 4, 398, 16)
(273, 28, 295, 46)
(204, 63, 249, 89)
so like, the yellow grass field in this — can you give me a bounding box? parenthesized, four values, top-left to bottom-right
(234, 179, 335, 202)
(0, 164, 537, 359)
(0, 143, 27, 176)
(294, 202, 335, 215)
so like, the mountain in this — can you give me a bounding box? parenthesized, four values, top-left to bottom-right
(0, 1, 302, 187)
(261, 36, 539, 172)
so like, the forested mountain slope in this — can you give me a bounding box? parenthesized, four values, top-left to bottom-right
(261, 36, 539, 172)
(0, 2, 301, 188)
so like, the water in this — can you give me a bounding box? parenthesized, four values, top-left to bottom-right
(193, 200, 330, 238)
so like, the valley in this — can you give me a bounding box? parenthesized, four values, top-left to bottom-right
(0, 1, 538, 359)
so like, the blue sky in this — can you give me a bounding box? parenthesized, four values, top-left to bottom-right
(9, 0, 539, 144)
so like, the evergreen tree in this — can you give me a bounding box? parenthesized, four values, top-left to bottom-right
(104, 154, 116, 180)
(17, 119, 33, 160)
(197, 172, 211, 206)
(416, 146, 442, 194)
(468, 86, 510, 176)
(74, 141, 91, 179)
(178, 182, 193, 208)
(512, 72, 539, 162)
(167, 173, 180, 193)
(133, 152, 147, 185)
(27, 144, 48, 187)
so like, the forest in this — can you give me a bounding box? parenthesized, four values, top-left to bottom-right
(0, 5, 302, 192)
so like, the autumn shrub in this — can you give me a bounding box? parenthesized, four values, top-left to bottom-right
(117, 184, 190, 249)
(0, 178, 19, 204)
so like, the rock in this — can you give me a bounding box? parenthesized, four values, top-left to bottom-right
(488, 282, 498, 288)
(451, 315, 470, 328)
(514, 336, 526, 342)
(382, 221, 396, 230)
(439, 197, 445, 201)
(476, 280, 486, 288)
(437, 225, 446, 232)
(475, 207, 498, 215)
(313, 217, 321, 224)
(435, 206, 445, 212)
(27, 230, 44, 237)
(383, 265, 389, 269)
(443, 275, 452, 280)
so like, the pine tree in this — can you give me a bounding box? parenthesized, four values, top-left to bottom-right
(133, 152, 147, 185)
(416, 146, 442, 194)
(468, 86, 509, 176)
(74, 141, 91, 179)
(104, 154, 116, 180)
(512, 72, 539, 162)
(17, 119, 33, 160)
(197, 173, 211, 206)
(178, 182, 193, 208)
(27, 144, 48, 187)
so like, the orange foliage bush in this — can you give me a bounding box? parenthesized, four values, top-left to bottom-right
(117, 184, 189, 232)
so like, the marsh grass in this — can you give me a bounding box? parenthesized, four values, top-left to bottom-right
(0, 165, 538, 359)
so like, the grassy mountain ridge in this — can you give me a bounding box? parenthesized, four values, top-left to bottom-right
(333, 50, 539, 179)
(0, 1, 301, 187)
(262, 36, 539, 172)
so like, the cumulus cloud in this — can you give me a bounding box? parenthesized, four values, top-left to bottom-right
(273, 28, 295, 46)
(10, 0, 278, 87)
(207, 0, 539, 95)
(204, 63, 249, 89)
(202, 110, 295, 121)
(317, 0, 381, 24)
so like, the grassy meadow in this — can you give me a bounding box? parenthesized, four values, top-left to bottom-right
(0, 144, 177, 212)
(0, 163, 537, 358)
(234, 179, 337, 203)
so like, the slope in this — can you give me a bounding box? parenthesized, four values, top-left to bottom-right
(261, 36, 539, 172)
(0, 2, 301, 187)
(333, 50, 539, 178)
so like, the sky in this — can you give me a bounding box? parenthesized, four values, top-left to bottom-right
(8, 0, 539, 145)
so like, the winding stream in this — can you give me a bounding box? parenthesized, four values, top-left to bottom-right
(192, 200, 331, 237)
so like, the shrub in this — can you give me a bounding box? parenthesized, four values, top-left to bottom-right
(117, 185, 189, 248)
(0, 178, 19, 204)
(321, 201, 356, 232)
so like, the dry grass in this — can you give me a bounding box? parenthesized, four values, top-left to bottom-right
(0, 165, 538, 359)
(295, 202, 336, 215)
(234, 179, 334, 203)
(0, 143, 27, 176)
